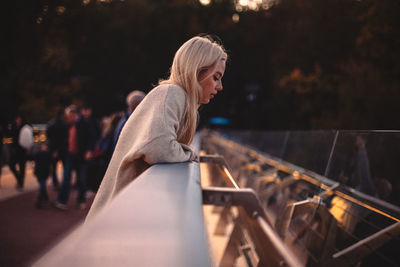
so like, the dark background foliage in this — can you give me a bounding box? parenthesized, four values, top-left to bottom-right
(2, 0, 399, 130)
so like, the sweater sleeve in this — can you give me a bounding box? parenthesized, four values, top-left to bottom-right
(139, 85, 196, 165)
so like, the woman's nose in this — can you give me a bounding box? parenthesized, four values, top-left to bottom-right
(216, 82, 223, 91)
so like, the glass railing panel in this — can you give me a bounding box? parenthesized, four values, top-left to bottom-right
(324, 131, 363, 183)
(216, 129, 400, 208)
(221, 129, 290, 158)
(326, 131, 400, 207)
(203, 130, 400, 267)
(280, 130, 337, 176)
(328, 191, 400, 267)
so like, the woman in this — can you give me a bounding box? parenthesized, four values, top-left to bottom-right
(86, 35, 227, 220)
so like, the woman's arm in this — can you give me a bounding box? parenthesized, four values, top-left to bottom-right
(138, 85, 196, 165)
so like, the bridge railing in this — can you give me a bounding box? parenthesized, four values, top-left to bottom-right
(202, 131, 400, 267)
(33, 130, 400, 267)
(33, 135, 212, 267)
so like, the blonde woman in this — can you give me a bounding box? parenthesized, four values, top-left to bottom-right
(86, 35, 228, 220)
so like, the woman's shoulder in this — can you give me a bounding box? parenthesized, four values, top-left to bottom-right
(144, 84, 187, 118)
(151, 83, 186, 99)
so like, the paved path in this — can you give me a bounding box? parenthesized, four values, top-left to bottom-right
(0, 164, 95, 267)
(0, 163, 39, 201)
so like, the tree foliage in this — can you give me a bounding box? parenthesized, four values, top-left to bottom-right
(2, 0, 400, 130)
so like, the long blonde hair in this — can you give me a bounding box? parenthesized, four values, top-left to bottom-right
(160, 35, 228, 145)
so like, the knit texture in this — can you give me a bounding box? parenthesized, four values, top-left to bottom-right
(86, 84, 196, 220)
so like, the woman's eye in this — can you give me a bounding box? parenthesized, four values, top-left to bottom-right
(213, 76, 219, 81)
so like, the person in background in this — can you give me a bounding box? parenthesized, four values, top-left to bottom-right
(347, 135, 377, 197)
(87, 112, 121, 192)
(54, 105, 93, 210)
(79, 104, 101, 193)
(81, 104, 101, 151)
(374, 177, 392, 201)
(8, 115, 28, 190)
(112, 90, 146, 150)
(33, 142, 52, 208)
(46, 109, 68, 190)
(86, 35, 227, 220)
(98, 113, 121, 165)
(0, 123, 4, 185)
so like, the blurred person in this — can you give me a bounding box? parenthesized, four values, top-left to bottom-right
(374, 177, 392, 201)
(78, 104, 100, 190)
(54, 105, 94, 210)
(112, 90, 146, 149)
(86, 35, 228, 220)
(46, 109, 68, 190)
(99, 113, 121, 164)
(349, 135, 377, 197)
(0, 124, 4, 184)
(81, 104, 101, 148)
(335, 135, 378, 233)
(87, 113, 121, 192)
(33, 142, 52, 208)
(18, 122, 34, 151)
(7, 115, 29, 190)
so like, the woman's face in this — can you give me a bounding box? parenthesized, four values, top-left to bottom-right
(198, 60, 226, 104)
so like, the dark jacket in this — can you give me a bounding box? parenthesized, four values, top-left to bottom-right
(66, 116, 99, 161)
(47, 118, 68, 157)
(34, 150, 52, 179)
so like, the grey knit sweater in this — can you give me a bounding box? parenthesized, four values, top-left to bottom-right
(86, 84, 196, 221)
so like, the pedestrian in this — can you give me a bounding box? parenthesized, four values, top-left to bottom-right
(46, 109, 68, 190)
(54, 105, 93, 210)
(0, 123, 4, 185)
(340, 135, 377, 197)
(87, 113, 120, 192)
(8, 115, 29, 190)
(80, 104, 101, 150)
(86, 35, 228, 220)
(112, 90, 146, 150)
(79, 104, 100, 192)
(33, 142, 52, 208)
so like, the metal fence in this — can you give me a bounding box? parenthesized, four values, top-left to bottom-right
(202, 131, 400, 267)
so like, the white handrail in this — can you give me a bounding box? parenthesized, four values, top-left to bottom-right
(33, 134, 211, 267)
